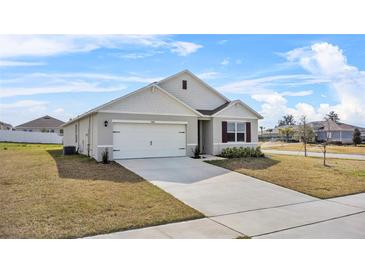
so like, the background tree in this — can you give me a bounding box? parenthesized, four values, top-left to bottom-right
(279, 127, 295, 142)
(326, 111, 340, 123)
(259, 126, 264, 136)
(295, 116, 315, 157)
(353, 128, 362, 146)
(278, 114, 296, 127)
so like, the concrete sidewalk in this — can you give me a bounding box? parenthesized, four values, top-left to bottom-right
(262, 149, 365, 160)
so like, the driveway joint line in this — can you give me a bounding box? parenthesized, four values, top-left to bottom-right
(207, 199, 319, 218)
(207, 218, 245, 237)
(324, 198, 365, 210)
(251, 210, 365, 238)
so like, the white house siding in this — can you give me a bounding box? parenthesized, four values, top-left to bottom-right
(158, 72, 227, 110)
(62, 114, 97, 157)
(212, 117, 258, 155)
(102, 86, 197, 116)
(95, 112, 198, 161)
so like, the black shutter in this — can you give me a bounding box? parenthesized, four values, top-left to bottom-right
(246, 122, 251, 142)
(222, 121, 228, 143)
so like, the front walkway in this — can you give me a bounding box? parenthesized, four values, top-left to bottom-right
(262, 149, 365, 160)
(89, 157, 365, 239)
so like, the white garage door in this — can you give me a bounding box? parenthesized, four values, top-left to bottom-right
(113, 122, 187, 159)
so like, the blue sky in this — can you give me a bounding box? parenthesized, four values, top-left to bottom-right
(1, 35, 364, 128)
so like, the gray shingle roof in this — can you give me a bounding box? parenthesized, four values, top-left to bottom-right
(309, 120, 365, 131)
(15, 115, 65, 129)
(196, 102, 231, 116)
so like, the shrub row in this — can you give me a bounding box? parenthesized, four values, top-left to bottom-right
(220, 146, 264, 159)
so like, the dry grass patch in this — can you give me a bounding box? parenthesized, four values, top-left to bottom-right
(263, 142, 365, 155)
(207, 155, 365, 199)
(0, 143, 202, 238)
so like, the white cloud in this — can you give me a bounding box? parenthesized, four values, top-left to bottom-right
(0, 35, 203, 59)
(169, 41, 203, 56)
(197, 71, 220, 80)
(0, 100, 48, 110)
(280, 90, 313, 97)
(54, 108, 65, 114)
(0, 82, 126, 98)
(221, 58, 230, 66)
(0, 72, 162, 97)
(0, 60, 45, 67)
(285, 42, 365, 126)
(219, 42, 365, 127)
(0, 100, 50, 126)
(219, 74, 327, 94)
(217, 40, 228, 45)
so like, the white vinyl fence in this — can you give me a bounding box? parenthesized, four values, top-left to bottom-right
(0, 130, 63, 144)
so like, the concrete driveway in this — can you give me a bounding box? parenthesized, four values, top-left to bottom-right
(111, 157, 365, 239)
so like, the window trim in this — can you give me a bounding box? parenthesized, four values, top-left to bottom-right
(226, 121, 246, 143)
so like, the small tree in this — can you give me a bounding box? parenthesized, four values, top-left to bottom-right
(295, 116, 315, 157)
(319, 118, 331, 167)
(279, 127, 295, 142)
(353, 128, 362, 146)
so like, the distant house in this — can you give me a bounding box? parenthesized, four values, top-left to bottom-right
(309, 120, 365, 144)
(14, 115, 65, 134)
(0, 121, 13, 130)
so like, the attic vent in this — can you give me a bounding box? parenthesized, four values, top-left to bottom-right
(182, 80, 187, 90)
(44, 117, 50, 119)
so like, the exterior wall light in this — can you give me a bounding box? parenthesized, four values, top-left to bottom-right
(104, 120, 108, 127)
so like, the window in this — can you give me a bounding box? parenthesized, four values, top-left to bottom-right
(237, 122, 245, 141)
(182, 80, 187, 90)
(75, 124, 78, 143)
(50, 129, 54, 133)
(227, 122, 236, 142)
(227, 122, 246, 142)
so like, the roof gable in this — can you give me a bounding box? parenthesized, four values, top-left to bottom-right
(157, 70, 229, 110)
(98, 85, 200, 116)
(213, 100, 263, 119)
(16, 115, 65, 128)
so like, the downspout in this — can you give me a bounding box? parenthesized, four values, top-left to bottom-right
(88, 115, 91, 157)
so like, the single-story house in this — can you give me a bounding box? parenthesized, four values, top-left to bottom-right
(14, 115, 65, 134)
(309, 120, 365, 144)
(0, 121, 13, 130)
(62, 70, 263, 161)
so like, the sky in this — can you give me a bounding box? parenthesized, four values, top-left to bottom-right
(1, 34, 365, 128)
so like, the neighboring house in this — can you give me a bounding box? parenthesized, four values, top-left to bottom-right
(14, 115, 65, 134)
(309, 120, 365, 144)
(0, 121, 13, 130)
(62, 70, 263, 161)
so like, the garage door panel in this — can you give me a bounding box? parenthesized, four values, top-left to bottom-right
(113, 123, 187, 159)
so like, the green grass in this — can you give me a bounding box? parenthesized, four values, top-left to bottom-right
(207, 155, 365, 199)
(0, 142, 203, 238)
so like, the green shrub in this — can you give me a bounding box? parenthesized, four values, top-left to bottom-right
(102, 149, 109, 164)
(220, 146, 264, 158)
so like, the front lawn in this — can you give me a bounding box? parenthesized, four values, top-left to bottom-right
(207, 154, 365, 199)
(0, 142, 202, 238)
(262, 142, 365, 155)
